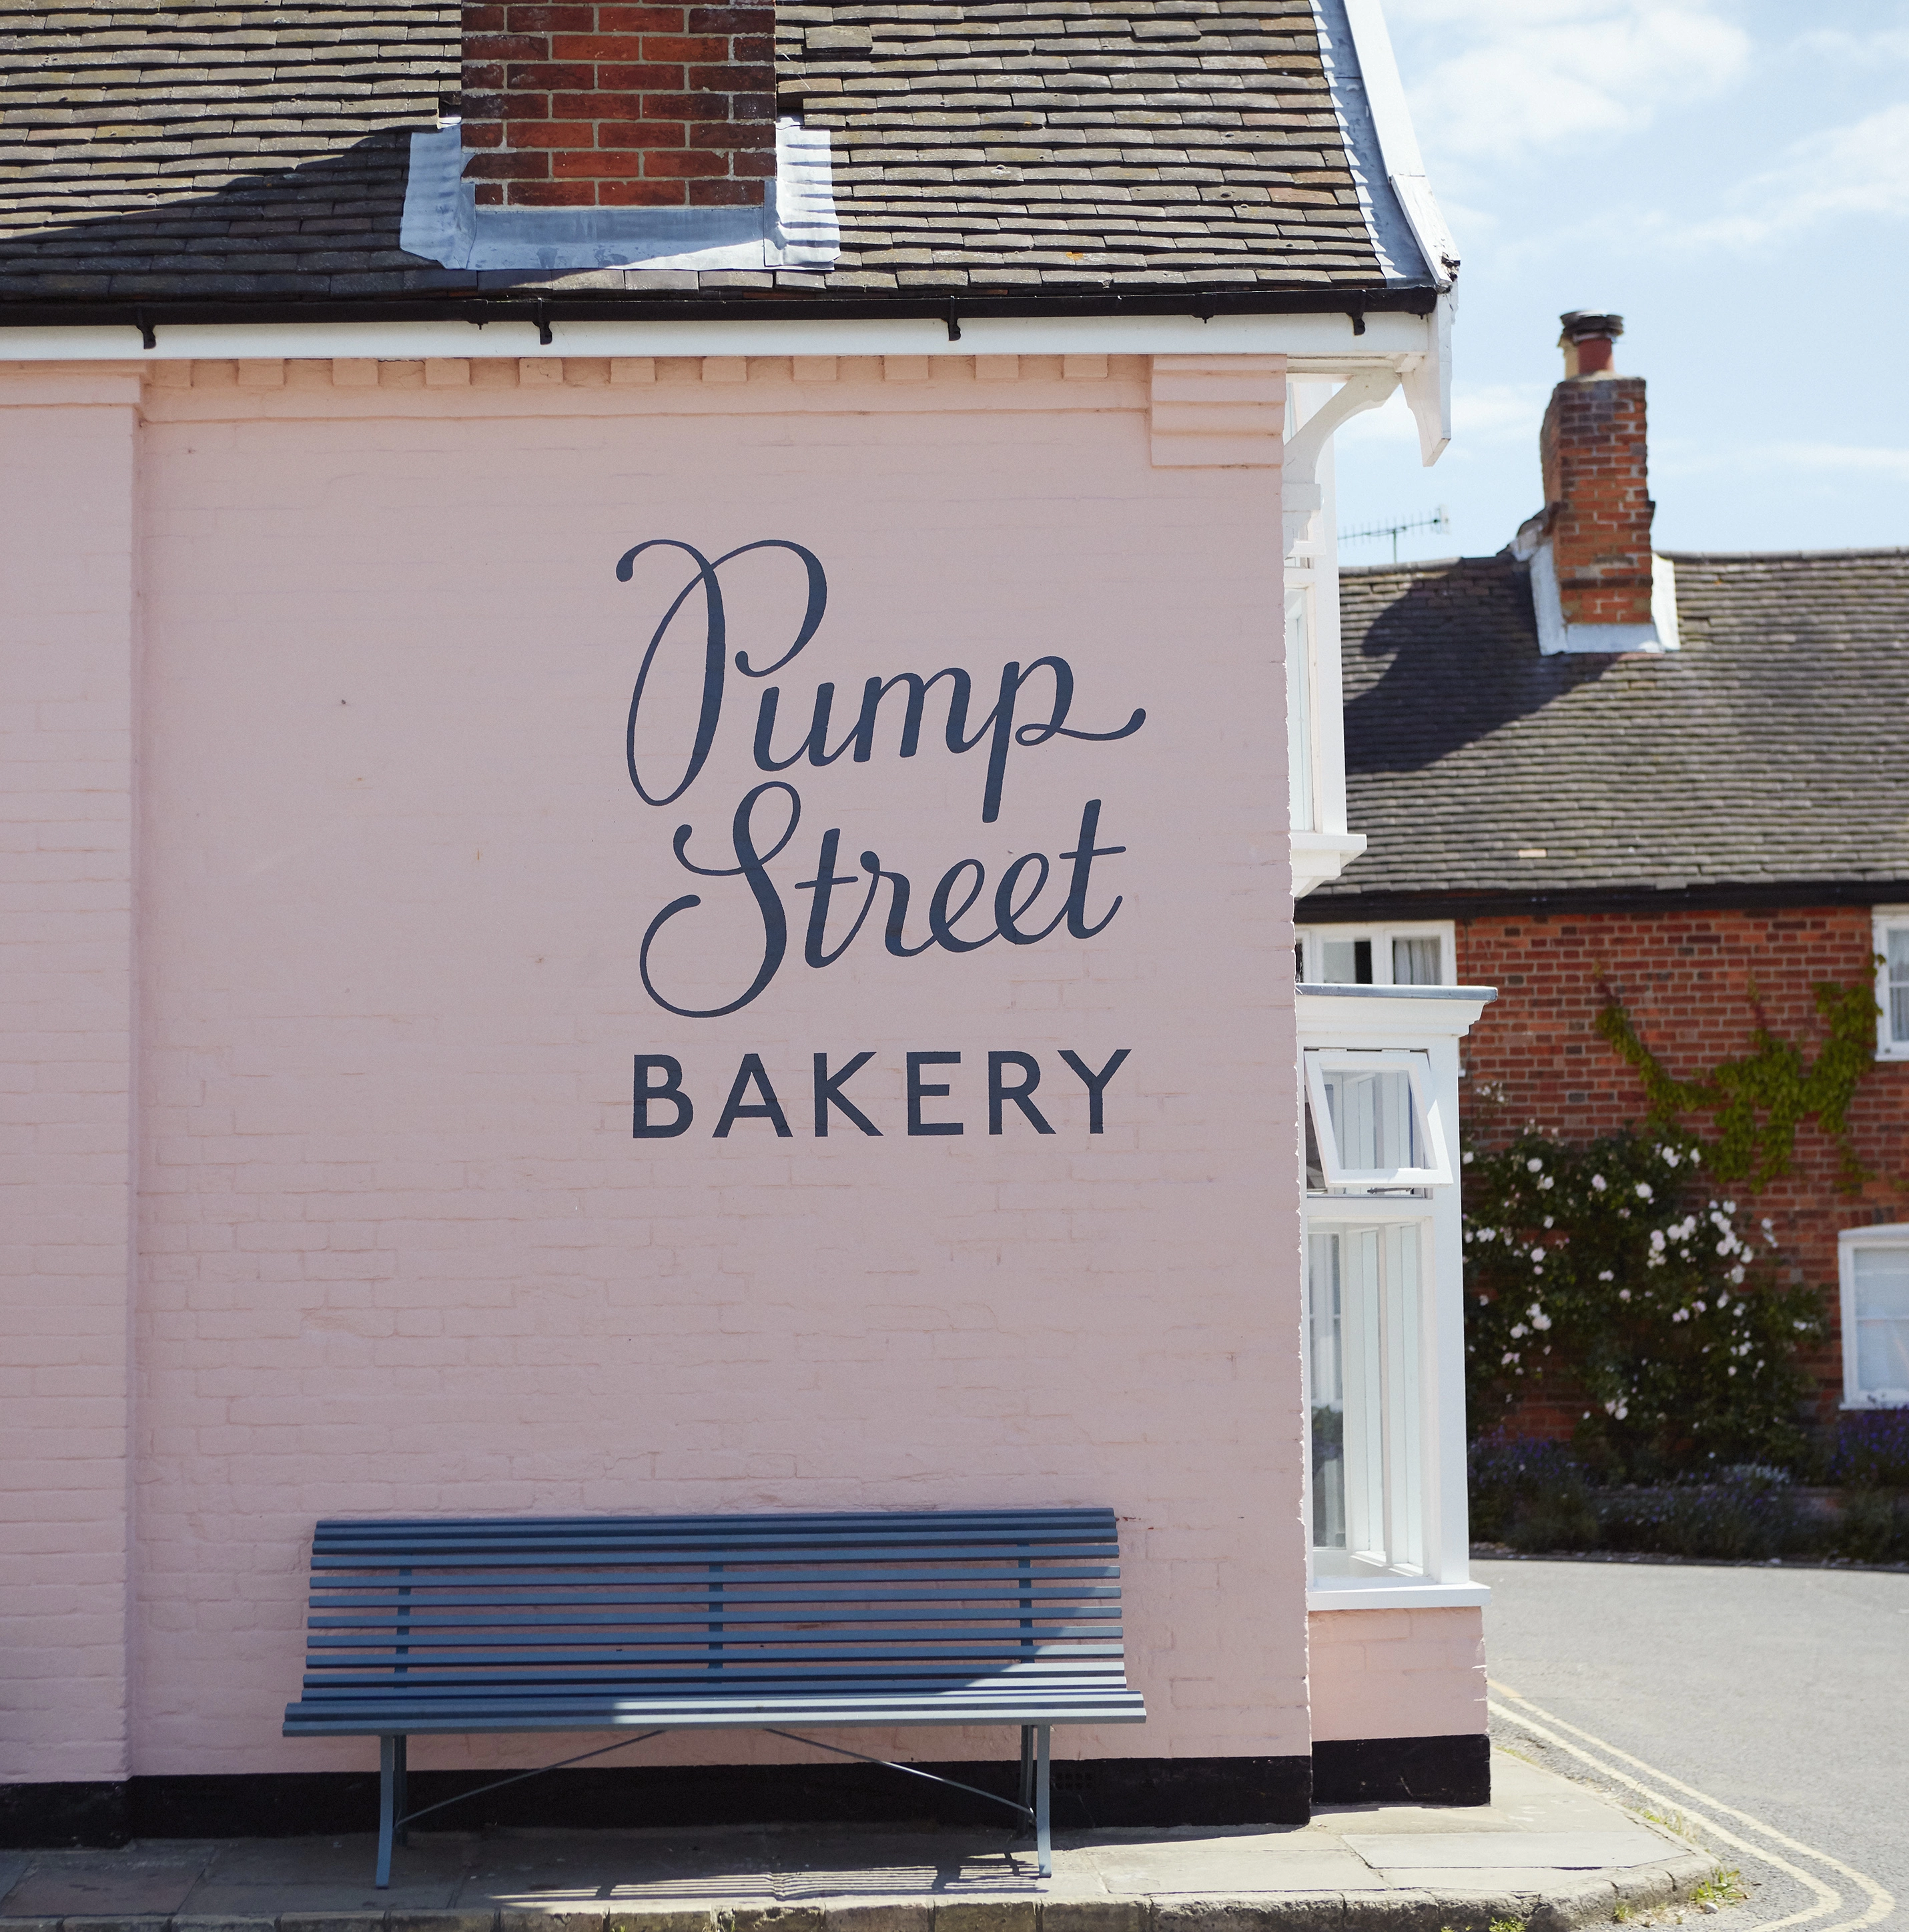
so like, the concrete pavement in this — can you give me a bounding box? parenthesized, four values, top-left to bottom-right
(0, 1751, 1717, 1932)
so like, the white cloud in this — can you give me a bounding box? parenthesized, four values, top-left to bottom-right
(1387, 0, 1750, 167)
(1790, 27, 1909, 65)
(1766, 442, 1909, 484)
(1675, 103, 1909, 246)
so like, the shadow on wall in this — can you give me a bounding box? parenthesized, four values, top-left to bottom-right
(1341, 556, 1621, 775)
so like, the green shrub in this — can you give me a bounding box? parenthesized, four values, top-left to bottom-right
(1833, 1488, 1909, 1564)
(1463, 1129, 1826, 1480)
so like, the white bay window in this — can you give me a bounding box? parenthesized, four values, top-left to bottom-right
(1297, 985, 1493, 1609)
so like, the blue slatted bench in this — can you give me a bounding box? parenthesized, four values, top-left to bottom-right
(283, 1507, 1145, 1886)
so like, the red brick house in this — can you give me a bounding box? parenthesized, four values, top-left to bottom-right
(1300, 314, 1909, 1429)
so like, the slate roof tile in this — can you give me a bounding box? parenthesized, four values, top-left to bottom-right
(0, 0, 1421, 302)
(1312, 549, 1909, 910)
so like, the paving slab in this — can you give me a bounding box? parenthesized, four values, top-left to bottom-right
(1342, 1833, 1675, 1871)
(3, 1861, 208, 1919)
(0, 1751, 1722, 1931)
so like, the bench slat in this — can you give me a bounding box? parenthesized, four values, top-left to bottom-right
(286, 1508, 1143, 1743)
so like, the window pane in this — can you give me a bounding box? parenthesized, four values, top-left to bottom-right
(1321, 1065, 1420, 1172)
(1318, 937, 1373, 985)
(1308, 1224, 1426, 1571)
(1308, 1232, 1346, 1549)
(1854, 1246, 1909, 1396)
(1393, 935, 1442, 985)
(1890, 927, 1909, 1045)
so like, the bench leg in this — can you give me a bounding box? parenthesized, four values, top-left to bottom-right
(1034, 1725, 1051, 1879)
(1018, 1727, 1035, 1813)
(376, 1735, 404, 1890)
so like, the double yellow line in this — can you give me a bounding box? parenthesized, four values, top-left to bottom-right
(1487, 1682, 1894, 1932)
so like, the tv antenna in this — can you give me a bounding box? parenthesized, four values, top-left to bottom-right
(1339, 505, 1451, 563)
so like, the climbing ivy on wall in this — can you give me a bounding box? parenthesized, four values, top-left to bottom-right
(1593, 977, 1881, 1192)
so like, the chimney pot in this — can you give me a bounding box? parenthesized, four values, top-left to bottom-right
(1558, 310, 1623, 378)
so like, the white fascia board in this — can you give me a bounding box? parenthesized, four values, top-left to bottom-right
(0, 307, 1436, 364)
(1339, 0, 1458, 294)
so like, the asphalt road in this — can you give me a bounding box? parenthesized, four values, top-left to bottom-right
(1477, 1557, 1909, 1929)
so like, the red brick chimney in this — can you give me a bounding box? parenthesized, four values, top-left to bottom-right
(460, 1, 775, 209)
(1538, 312, 1654, 627)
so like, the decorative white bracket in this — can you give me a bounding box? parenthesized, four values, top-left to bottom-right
(1282, 368, 1398, 554)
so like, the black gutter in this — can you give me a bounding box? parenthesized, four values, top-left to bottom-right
(1303, 879, 1909, 921)
(0, 282, 1437, 348)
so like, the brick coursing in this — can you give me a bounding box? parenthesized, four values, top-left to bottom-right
(461, 0, 775, 208)
(1539, 374, 1653, 628)
(1453, 904, 1909, 1432)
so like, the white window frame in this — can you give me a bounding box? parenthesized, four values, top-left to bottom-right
(1875, 907, 1909, 1062)
(1839, 1222, 1909, 1409)
(1306, 1199, 1435, 1582)
(1304, 1048, 1453, 1189)
(1297, 920, 1457, 989)
(1298, 986, 1494, 1611)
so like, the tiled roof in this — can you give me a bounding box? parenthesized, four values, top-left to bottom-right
(1312, 548, 1909, 911)
(0, 0, 1431, 306)
(783, 0, 1399, 293)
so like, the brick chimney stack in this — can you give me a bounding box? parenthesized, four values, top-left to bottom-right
(1539, 312, 1654, 627)
(460, 1, 775, 208)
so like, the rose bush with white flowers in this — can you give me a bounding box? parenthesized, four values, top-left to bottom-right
(1463, 1127, 1826, 1478)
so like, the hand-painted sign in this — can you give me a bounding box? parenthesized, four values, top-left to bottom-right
(619, 540, 1148, 1023)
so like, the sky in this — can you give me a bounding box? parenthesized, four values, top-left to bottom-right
(1332, 0, 1909, 567)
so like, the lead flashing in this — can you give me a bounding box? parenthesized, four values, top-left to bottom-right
(399, 123, 839, 274)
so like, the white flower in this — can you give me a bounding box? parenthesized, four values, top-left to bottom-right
(1543, 1216, 1554, 1228)
(1597, 1270, 1614, 1282)
(1724, 1200, 1736, 1214)
(1463, 1149, 1474, 1164)
(1527, 1157, 1543, 1173)
(1591, 1173, 1607, 1191)
(1619, 1288, 1632, 1302)
(1689, 1148, 1701, 1165)
(1730, 1266, 1745, 1284)
(1509, 1324, 1528, 1340)
(1651, 1230, 1667, 1252)
(1660, 1145, 1681, 1167)
(1636, 1182, 1653, 1200)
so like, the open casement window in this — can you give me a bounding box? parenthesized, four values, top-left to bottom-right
(1308, 1218, 1427, 1576)
(1840, 1225, 1909, 1408)
(1304, 1049, 1452, 1189)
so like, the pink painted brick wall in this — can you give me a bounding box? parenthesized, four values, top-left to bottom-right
(5, 352, 1318, 1783)
(0, 366, 142, 1785)
(1307, 1608, 1487, 1743)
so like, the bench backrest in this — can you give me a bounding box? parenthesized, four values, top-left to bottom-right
(298, 1507, 1130, 1713)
